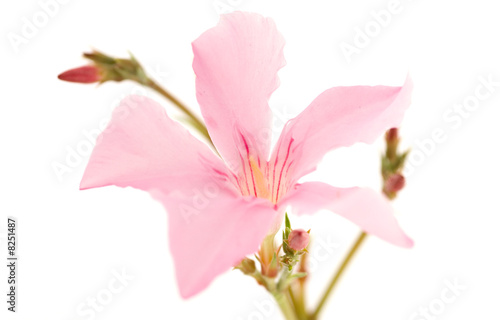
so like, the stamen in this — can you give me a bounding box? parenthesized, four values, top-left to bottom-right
(249, 157, 271, 199)
(275, 139, 294, 203)
(238, 152, 251, 196)
(271, 138, 284, 200)
(240, 134, 258, 197)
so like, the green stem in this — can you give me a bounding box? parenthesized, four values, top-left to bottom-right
(288, 284, 308, 319)
(273, 291, 299, 320)
(287, 286, 299, 310)
(296, 251, 309, 318)
(309, 231, 367, 319)
(145, 78, 214, 148)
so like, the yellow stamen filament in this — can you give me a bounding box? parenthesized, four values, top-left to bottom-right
(249, 157, 271, 201)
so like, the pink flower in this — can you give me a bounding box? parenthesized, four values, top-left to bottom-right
(80, 12, 413, 298)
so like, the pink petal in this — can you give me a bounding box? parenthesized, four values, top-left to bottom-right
(271, 76, 413, 182)
(155, 190, 278, 298)
(80, 96, 278, 297)
(192, 12, 286, 171)
(280, 182, 413, 248)
(80, 95, 229, 193)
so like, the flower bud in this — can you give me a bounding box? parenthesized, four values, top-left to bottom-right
(288, 229, 310, 251)
(384, 173, 406, 194)
(58, 65, 101, 83)
(236, 258, 256, 275)
(83, 50, 148, 84)
(384, 127, 400, 162)
(385, 128, 399, 144)
(58, 50, 149, 85)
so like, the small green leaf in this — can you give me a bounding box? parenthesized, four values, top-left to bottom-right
(285, 213, 291, 230)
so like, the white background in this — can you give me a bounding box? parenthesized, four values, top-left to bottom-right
(1, 0, 500, 319)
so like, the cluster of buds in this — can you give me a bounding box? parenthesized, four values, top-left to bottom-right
(236, 214, 310, 292)
(58, 50, 149, 85)
(381, 128, 409, 199)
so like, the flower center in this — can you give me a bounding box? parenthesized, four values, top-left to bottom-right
(232, 133, 295, 204)
(235, 155, 293, 205)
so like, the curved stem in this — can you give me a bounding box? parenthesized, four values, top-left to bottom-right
(273, 291, 299, 320)
(145, 78, 214, 148)
(288, 284, 308, 319)
(287, 286, 299, 310)
(309, 231, 367, 319)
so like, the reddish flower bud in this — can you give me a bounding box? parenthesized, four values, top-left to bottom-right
(385, 128, 399, 143)
(385, 173, 406, 193)
(58, 65, 101, 83)
(288, 229, 310, 251)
